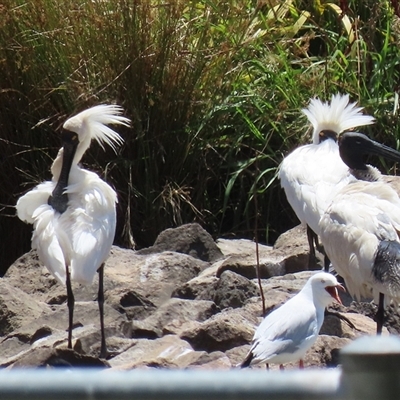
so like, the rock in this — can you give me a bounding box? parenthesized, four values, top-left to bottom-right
(3, 251, 59, 302)
(9, 347, 109, 369)
(304, 335, 351, 368)
(321, 311, 389, 338)
(131, 298, 217, 338)
(0, 279, 51, 336)
(274, 225, 324, 271)
(172, 263, 221, 300)
(109, 249, 208, 308)
(348, 301, 400, 334)
(180, 308, 255, 352)
(215, 229, 321, 280)
(187, 351, 232, 369)
(212, 271, 259, 309)
(215, 239, 284, 278)
(109, 335, 202, 369)
(9, 301, 128, 343)
(137, 223, 224, 262)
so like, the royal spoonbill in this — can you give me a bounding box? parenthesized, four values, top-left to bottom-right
(320, 131, 400, 334)
(16, 105, 130, 357)
(278, 94, 374, 270)
(239, 272, 344, 369)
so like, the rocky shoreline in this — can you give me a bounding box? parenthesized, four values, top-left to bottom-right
(0, 223, 393, 369)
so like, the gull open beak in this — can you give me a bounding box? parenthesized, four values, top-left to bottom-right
(325, 284, 345, 305)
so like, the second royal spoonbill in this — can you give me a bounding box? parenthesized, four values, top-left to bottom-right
(278, 94, 374, 270)
(16, 104, 130, 357)
(239, 272, 344, 369)
(320, 131, 400, 334)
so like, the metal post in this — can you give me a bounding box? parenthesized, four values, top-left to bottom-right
(340, 335, 400, 400)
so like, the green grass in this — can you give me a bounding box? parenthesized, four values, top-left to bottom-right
(0, 0, 399, 273)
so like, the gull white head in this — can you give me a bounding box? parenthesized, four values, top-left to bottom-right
(302, 93, 375, 145)
(308, 272, 345, 308)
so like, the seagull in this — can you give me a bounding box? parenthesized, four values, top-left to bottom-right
(278, 94, 374, 270)
(239, 272, 344, 369)
(16, 104, 130, 357)
(320, 132, 400, 334)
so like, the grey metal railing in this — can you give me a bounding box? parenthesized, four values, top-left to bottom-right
(0, 335, 399, 400)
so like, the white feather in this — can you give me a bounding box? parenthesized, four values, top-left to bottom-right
(241, 272, 342, 367)
(16, 104, 130, 285)
(303, 93, 375, 145)
(320, 178, 400, 304)
(279, 94, 374, 237)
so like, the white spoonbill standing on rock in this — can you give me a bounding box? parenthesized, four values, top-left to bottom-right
(16, 105, 130, 357)
(239, 272, 344, 369)
(320, 132, 400, 334)
(278, 94, 374, 270)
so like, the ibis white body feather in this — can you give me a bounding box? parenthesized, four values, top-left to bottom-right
(240, 272, 343, 367)
(17, 105, 130, 286)
(278, 94, 374, 237)
(319, 132, 400, 317)
(320, 180, 400, 303)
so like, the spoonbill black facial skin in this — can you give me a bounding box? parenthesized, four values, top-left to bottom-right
(16, 105, 130, 358)
(278, 94, 374, 271)
(239, 272, 344, 370)
(320, 131, 400, 335)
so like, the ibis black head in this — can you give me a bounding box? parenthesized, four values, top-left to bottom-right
(339, 132, 400, 170)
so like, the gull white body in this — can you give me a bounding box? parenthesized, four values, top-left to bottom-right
(240, 272, 342, 368)
(17, 105, 130, 285)
(279, 94, 374, 237)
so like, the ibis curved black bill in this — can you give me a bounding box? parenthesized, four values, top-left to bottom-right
(339, 132, 400, 170)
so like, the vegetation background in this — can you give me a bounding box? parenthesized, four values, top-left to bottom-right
(0, 0, 399, 274)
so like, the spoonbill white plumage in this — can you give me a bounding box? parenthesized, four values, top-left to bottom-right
(239, 272, 343, 369)
(278, 94, 374, 270)
(319, 132, 400, 334)
(16, 105, 130, 357)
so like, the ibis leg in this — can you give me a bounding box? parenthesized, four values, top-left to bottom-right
(323, 254, 331, 272)
(66, 264, 74, 349)
(98, 263, 107, 358)
(306, 225, 319, 269)
(376, 292, 385, 335)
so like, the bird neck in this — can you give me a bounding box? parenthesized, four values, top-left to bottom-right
(350, 165, 381, 182)
(73, 138, 90, 166)
(48, 136, 78, 214)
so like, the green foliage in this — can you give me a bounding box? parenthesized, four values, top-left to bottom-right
(0, 0, 399, 272)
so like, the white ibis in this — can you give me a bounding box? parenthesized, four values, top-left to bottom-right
(320, 131, 400, 334)
(278, 94, 374, 270)
(239, 272, 344, 369)
(16, 105, 130, 357)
